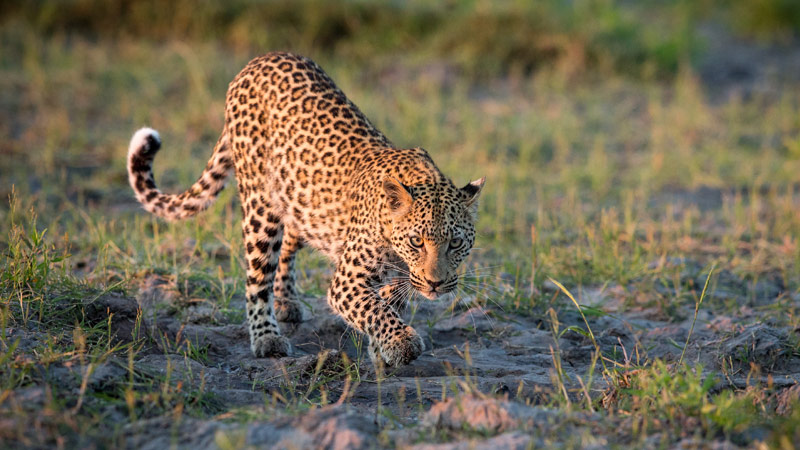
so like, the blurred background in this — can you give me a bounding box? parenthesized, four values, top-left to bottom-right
(1, 0, 799, 286)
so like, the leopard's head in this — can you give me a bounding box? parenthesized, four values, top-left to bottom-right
(384, 176, 485, 299)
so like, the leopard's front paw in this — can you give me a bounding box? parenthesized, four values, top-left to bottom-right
(371, 326, 425, 367)
(251, 333, 291, 358)
(274, 297, 304, 323)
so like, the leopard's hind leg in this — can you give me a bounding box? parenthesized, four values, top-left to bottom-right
(241, 198, 290, 357)
(273, 226, 304, 323)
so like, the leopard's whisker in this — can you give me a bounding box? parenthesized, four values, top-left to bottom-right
(457, 284, 506, 307)
(380, 261, 412, 274)
(456, 286, 497, 331)
(456, 282, 506, 313)
(456, 280, 506, 297)
(460, 265, 502, 276)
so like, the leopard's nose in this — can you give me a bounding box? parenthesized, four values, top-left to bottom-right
(426, 278, 443, 289)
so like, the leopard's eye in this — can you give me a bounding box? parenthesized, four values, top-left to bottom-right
(449, 237, 464, 250)
(409, 235, 424, 248)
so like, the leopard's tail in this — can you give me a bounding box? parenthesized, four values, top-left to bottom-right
(127, 127, 233, 221)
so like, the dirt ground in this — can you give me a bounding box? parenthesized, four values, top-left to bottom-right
(5, 251, 798, 449)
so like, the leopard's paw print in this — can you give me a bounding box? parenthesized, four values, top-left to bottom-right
(372, 326, 425, 367)
(274, 297, 304, 323)
(251, 334, 291, 358)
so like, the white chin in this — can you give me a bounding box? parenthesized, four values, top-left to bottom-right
(418, 290, 442, 300)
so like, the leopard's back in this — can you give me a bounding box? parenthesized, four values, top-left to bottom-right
(227, 53, 397, 257)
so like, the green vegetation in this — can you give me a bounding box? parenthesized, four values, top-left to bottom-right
(727, 0, 800, 41)
(1, 0, 800, 448)
(1, 0, 700, 79)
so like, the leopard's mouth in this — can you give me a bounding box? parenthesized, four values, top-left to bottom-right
(417, 289, 442, 300)
(412, 278, 457, 300)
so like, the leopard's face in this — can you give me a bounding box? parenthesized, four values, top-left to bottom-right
(384, 177, 485, 299)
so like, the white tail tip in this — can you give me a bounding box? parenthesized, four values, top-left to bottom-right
(128, 127, 161, 159)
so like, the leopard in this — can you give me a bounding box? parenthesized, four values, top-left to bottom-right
(126, 52, 484, 367)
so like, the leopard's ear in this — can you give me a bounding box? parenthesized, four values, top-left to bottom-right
(383, 176, 413, 215)
(461, 177, 485, 208)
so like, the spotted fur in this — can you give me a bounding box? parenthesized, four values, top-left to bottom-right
(127, 52, 485, 366)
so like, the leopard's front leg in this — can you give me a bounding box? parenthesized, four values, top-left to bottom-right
(374, 257, 412, 315)
(377, 280, 408, 316)
(327, 253, 424, 367)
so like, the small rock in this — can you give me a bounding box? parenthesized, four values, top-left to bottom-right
(409, 431, 535, 450)
(775, 384, 800, 416)
(720, 324, 789, 369)
(85, 359, 127, 392)
(137, 273, 179, 312)
(751, 274, 785, 305)
(248, 405, 378, 450)
(83, 292, 145, 343)
(423, 395, 519, 433)
(184, 303, 218, 323)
